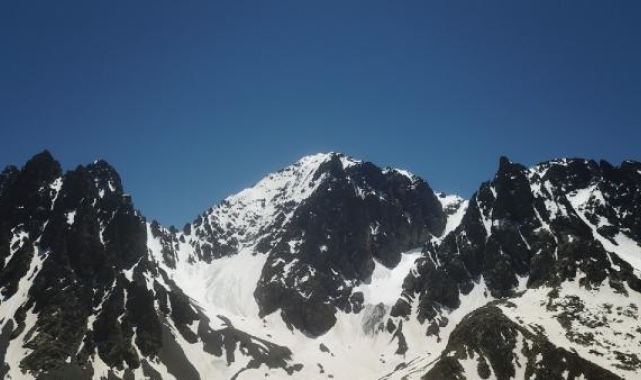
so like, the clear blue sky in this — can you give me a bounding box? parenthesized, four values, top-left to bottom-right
(1, 1, 640, 226)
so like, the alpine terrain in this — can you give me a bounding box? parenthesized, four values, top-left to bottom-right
(1, 151, 640, 380)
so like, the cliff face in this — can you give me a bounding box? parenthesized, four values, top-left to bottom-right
(0, 152, 298, 380)
(386, 157, 641, 379)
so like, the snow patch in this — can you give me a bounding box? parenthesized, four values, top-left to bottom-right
(171, 249, 268, 318)
(65, 210, 76, 226)
(354, 248, 422, 306)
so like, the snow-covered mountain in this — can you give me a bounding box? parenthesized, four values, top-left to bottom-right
(1, 151, 640, 380)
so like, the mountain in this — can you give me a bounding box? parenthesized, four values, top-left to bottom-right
(384, 157, 641, 380)
(0, 151, 640, 380)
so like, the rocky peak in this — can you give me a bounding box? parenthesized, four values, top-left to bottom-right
(147, 152, 449, 337)
(492, 156, 537, 227)
(497, 155, 514, 171)
(1, 152, 304, 379)
(0, 153, 154, 371)
(87, 159, 125, 197)
(0, 150, 62, 230)
(186, 153, 357, 260)
(249, 154, 447, 336)
(182, 152, 442, 263)
(392, 156, 641, 334)
(21, 150, 62, 184)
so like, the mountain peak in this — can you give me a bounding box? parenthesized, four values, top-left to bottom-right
(499, 155, 511, 166)
(295, 152, 362, 171)
(22, 149, 62, 182)
(189, 152, 432, 260)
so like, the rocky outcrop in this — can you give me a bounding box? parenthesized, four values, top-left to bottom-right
(253, 154, 446, 336)
(391, 157, 641, 338)
(0, 152, 301, 380)
(422, 304, 621, 380)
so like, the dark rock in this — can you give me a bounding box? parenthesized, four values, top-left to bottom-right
(395, 157, 641, 336)
(255, 154, 447, 336)
(422, 305, 622, 380)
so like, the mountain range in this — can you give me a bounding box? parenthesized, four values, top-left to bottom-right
(1, 151, 640, 380)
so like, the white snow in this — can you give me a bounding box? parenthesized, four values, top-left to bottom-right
(122, 259, 140, 282)
(65, 210, 76, 225)
(49, 177, 63, 193)
(5, 307, 40, 380)
(512, 334, 527, 379)
(148, 224, 287, 378)
(354, 248, 422, 306)
(370, 222, 381, 236)
(500, 278, 641, 378)
(193, 153, 338, 254)
(1, 246, 48, 380)
(3, 229, 28, 268)
(49, 177, 63, 208)
(393, 168, 415, 181)
(382, 278, 494, 380)
(438, 195, 468, 238)
(337, 153, 361, 168)
(171, 248, 268, 319)
(568, 185, 641, 272)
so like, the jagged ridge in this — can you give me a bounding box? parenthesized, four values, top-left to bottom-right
(1, 151, 640, 380)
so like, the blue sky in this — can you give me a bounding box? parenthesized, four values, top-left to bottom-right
(1, 1, 640, 226)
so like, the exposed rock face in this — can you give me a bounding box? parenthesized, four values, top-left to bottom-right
(392, 157, 641, 329)
(254, 154, 446, 336)
(146, 153, 448, 337)
(0, 152, 301, 380)
(24, 158, 154, 372)
(0, 151, 62, 298)
(421, 305, 622, 380)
